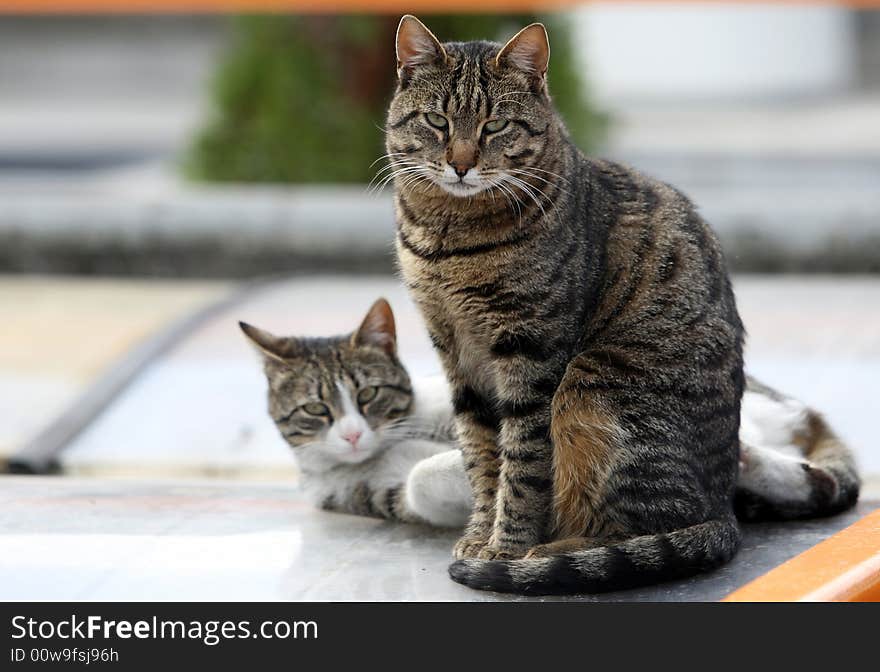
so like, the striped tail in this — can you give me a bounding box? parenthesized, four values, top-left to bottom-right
(448, 516, 740, 595)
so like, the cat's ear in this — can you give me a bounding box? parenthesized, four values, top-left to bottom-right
(239, 321, 298, 363)
(396, 15, 447, 74)
(352, 298, 397, 355)
(495, 23, 550, 80)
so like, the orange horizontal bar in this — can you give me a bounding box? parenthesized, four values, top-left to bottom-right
(2, 0, 880, 14)
(0, 0, 567, 12)
(724, 508, 880, 602)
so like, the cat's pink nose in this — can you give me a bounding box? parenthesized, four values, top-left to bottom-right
(342, 430, 362, 447)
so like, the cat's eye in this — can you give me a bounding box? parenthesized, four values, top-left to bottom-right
(302, 402, 330, 417)
(357, 386, 378, 405)
(483, 118, 508, 134)
(425, 112, 449, 130)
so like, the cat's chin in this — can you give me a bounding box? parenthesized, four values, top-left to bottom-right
(330, 446, 382, 465)
(434, 180, 490, 198)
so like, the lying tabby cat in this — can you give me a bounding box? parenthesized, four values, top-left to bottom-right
(385, 16, 860, 593)
(241, 299, 472, 528)
(241, 300, 858, 537)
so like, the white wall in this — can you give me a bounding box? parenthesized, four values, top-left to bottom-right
(575, 3, 856, 104)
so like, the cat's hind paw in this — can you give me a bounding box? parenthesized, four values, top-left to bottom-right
(524, 543, 558, 559)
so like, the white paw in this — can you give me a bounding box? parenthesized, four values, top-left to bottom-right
(406, 450, 472, 527)
(738, 443, 812, 503)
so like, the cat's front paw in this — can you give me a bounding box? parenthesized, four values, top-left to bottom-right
(453, 535, 490, 560)
(476, 545, 526, 561)
(476, 536, 530, 561)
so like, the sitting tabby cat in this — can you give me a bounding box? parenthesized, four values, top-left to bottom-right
(242, 299, 857, 534)
(241, 299, 472, 528)
(385, 16, 859, 593)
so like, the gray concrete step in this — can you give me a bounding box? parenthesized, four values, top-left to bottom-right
(1, 154, 877, 275)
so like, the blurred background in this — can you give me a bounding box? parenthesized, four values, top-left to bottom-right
(1, 3, 878, 490)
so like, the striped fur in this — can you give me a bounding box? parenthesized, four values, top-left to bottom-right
(387, 17, 747, 593)
(243, 298, 858, 533)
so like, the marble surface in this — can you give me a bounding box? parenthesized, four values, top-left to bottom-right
(0, 476, 875, 602)
(0, 276, 229, 460)
(6, 274, 879, 600)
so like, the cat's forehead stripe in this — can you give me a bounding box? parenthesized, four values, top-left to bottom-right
(446, 52, 488, 121)
(334, 349, 362, 387)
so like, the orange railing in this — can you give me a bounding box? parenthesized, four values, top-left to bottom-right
(1, 1, 572, 12)
(724, 509, 880, 602)
(2, 1, 880, 14)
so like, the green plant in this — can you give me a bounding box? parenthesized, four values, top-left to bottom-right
(186, 14, 605, 184)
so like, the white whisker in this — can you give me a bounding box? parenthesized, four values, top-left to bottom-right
(509, 165, 571, 184)
(370, 152, 406, 168)
(489, 176, 523, 219)
(509, 168, 573, 198)
(369, 164, 425, 195)
(502, 174, 546, 218)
